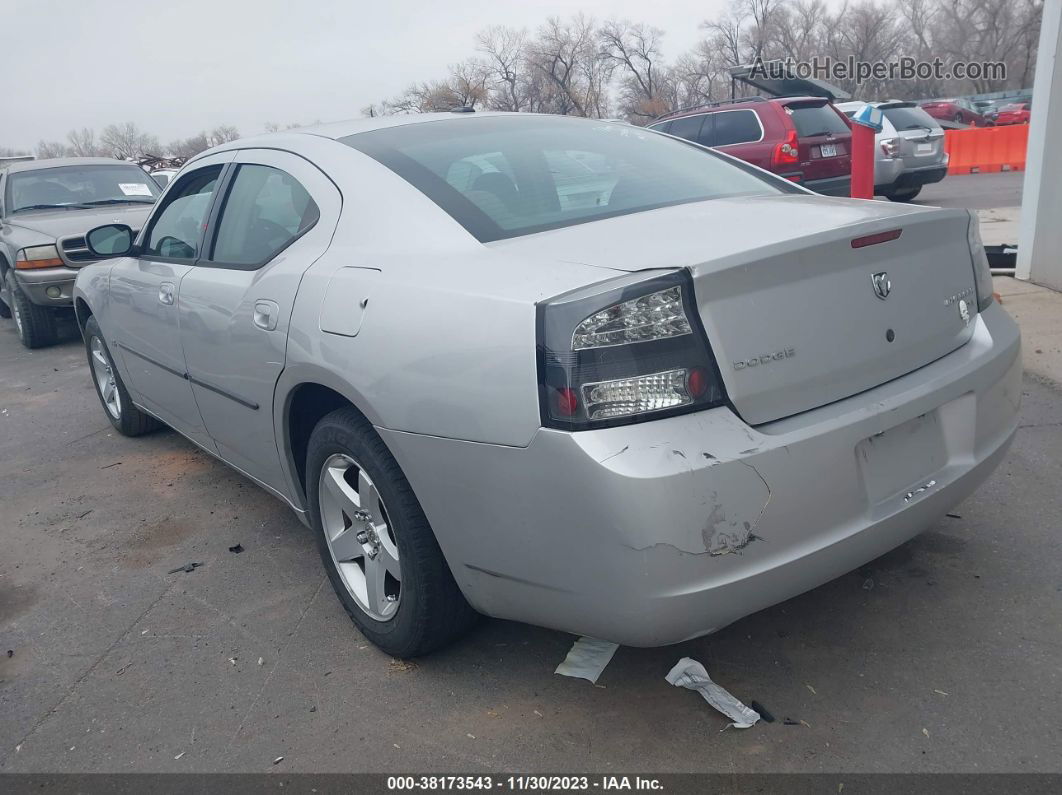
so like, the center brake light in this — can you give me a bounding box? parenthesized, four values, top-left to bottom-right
(537, 271, 728, 430)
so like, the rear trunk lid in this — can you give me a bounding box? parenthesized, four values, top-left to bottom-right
(495, 194, 978, 425)
(881, 104, 946, 169)
(781, 99, 853, 181)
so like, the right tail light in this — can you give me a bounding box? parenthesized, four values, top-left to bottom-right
(537, 271, 727, 430)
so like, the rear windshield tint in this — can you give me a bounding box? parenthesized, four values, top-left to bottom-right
(340, 116, 791, 243)
(785, 104, 850, 137)
(882, 106, 940, 131)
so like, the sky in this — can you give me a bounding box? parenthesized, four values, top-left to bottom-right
(3, 0, 732, 151)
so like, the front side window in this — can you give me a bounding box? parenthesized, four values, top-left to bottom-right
(341, 115, 788, 243)
(209, 164, 319, 266)
(5, 164, 161, 214)
(143, 165, 222, 260)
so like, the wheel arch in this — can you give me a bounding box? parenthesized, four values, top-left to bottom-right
(279, 376, 387, 508)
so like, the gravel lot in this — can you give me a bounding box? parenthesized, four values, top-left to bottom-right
(2, 173, 1061, 773)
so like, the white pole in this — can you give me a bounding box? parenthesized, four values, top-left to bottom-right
(1016, 0, 1062, 290)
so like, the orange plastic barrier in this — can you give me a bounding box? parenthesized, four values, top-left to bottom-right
(944, 125, 1028, 175)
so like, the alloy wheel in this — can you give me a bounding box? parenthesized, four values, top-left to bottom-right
(319, 453, 402, 621)
(89, 336, 122, 419)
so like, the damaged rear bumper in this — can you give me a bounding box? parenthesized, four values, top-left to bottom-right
(379, 302, 1021, 646)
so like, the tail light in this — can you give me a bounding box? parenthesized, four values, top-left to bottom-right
(771, 128, 800, 169)
(879, 137, 900, 157)
(537, 271, 727, 430)
(966, 210, 994, 311)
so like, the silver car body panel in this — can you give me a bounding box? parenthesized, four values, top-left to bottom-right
(72, 113, 1021, 646)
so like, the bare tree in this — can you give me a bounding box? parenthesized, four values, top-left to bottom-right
(477, 26, 531, 111)
(528, 15, 605, 116)
(167, 133, 211, 160)
(100, 122, 161, 160)
(66, 128, 105, 157)
(207, 125, 240, 146)
(35, 140, 68, 159)
(599, 19, 669, 122)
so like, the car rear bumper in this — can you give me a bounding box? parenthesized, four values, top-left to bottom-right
(803, 175, 852, 197)
(895, 165, 948, 189)
(12, 267, 76, 307)
(380, 302, 1021, 646)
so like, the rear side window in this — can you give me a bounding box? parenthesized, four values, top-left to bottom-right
(209, 164, 319, 267)
(667, 114, 705, 142)
(786, 103, 850, 137)
(707, 110, 762, 146)
(144, 165, 222, 260)
(881, 106, 940, 131)
(340, 115, 790, 243)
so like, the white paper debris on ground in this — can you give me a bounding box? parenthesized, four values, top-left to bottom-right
(665, 657, 760, 729)
(555, 637, 619, 684)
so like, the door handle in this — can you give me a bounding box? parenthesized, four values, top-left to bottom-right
(158, 282, 175, 306)
(253, 300, 280, 331)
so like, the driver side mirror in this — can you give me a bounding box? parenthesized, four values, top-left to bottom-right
(86, 224, 135, 258)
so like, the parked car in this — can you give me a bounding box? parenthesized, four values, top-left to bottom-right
(836, 101, 948, 202)
(648, 96, 853, 196)
(150, 168, 179, 188)
(74, 112, 1018, 657)
(919, 98, 987, 127)
(990, 102, 1032, 125)
(0, 157, 161, 348)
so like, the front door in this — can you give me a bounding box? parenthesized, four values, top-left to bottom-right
(177, 149, 341, 494)
(107, 154, 234, 441)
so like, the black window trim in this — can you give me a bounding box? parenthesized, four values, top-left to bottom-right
(138, 162, 228, 266)
(192, 162, 321, 272)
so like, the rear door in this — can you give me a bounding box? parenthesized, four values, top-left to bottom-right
(176, 149, 341, 494)
(107, 154, 233, 443)
(782, 99, 852, 181)
(880, 104, 946, 169)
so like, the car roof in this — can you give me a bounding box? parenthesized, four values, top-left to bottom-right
(1, 156, 132, 175)
(652, 95, 828, 124)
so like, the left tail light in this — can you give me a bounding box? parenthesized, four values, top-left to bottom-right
(537, 271, 728, 430)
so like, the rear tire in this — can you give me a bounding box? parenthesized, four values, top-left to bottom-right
(7, 273, 57, 349)
(885, 187, 921, 202)
(83, 315, 160, 436)
(307, 406, 479, 657)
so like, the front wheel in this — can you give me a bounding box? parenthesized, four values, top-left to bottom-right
(7, 273, 57, 348)
(83, 315, 160, 436)
(307, 407, 478, 657)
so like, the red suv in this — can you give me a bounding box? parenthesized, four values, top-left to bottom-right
(648, 96, 852, 196)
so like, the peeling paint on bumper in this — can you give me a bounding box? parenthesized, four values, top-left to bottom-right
(380, 302, 1021, 646)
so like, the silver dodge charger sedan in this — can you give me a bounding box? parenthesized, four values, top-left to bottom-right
(73, 112, 1021, 657)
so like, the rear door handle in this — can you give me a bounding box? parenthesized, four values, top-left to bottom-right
(158, 282, 175, 306)
(253, 300, 280, 331)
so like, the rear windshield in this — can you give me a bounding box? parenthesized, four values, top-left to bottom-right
(5, 164, 161, 214)
(340, 116, 790, 242)
(882, 105, 940, 131)
(785, 103, 850, 137)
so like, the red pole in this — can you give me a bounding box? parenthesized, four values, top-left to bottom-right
(850, 122, 876, 199)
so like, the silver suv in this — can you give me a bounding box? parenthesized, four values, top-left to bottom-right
(0, 158, 160, 347)
(837, 101, 949, 202)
